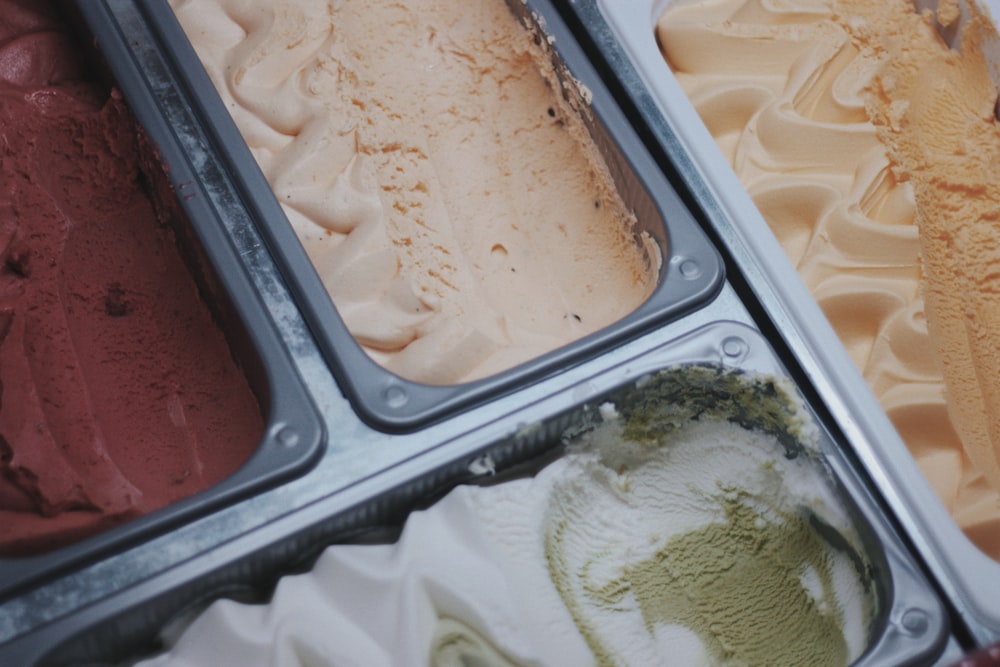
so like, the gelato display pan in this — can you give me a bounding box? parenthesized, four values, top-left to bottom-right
(562, 0, 1000, 645)
(32, 321, 950, 666)
(0, 0, 323, 600)
(134, 0, 725, 430)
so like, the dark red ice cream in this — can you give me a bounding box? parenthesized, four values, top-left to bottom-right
(0, 0, 263, 556)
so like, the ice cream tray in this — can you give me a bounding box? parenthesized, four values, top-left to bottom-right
(0, 0, 981, 663)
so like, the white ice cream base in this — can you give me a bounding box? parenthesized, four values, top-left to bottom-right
(138, 413, 870, 667)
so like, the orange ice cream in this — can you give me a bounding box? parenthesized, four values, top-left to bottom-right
(658, 0, 1000, 558)
(169, 0, 659, 386)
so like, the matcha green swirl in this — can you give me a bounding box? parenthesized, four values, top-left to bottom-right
(542, 367, 875, 666)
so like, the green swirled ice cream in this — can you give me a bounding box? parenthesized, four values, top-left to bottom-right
(137, 367, 877, 667)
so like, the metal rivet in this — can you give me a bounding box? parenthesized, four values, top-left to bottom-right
(275, 426, 299, 448)
(900, 609, 929, 636)
(678, 258, 702, 279)
(384, 385, 408, 408)
(721, 336, 748, 360)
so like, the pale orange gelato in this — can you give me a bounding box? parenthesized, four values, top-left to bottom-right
(658, 0, 1000, 558)
(170, 0, 658, 386)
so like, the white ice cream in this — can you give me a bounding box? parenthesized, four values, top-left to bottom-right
(134, 369, 875, 667)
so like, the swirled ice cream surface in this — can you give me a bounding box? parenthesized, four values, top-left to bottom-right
(658, 0, 1000, 559)
(169, 0, 658, 385)
(135, 368, 875, 667)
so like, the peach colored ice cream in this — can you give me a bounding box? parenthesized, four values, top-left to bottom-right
(169, 0, 658, 386)
(658, 0, 1000, 558)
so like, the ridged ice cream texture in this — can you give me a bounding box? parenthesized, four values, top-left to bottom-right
(658, 0, 1000, 559)
(0, 0, 263, 555)
(135, 367, 876, 667)
(169, 0, 659, 385)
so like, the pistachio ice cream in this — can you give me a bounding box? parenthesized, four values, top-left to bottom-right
(136, 367, 876, 667)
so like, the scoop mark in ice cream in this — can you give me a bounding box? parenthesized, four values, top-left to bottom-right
(573, 490, 851, 666)
(540, 367, 873, 666)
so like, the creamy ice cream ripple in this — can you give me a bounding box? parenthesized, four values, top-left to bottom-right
(657, 0, 1000, 559)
